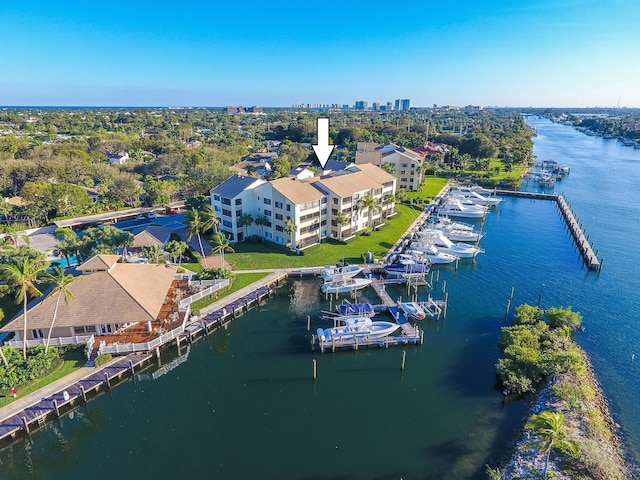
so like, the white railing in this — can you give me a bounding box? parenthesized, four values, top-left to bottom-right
(5, 334, 94, 349)
(178, 279, 230, 311)
(85, 335, 95, 360)
(99, 324, 186, 355)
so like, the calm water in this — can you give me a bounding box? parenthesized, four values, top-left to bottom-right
(1, 118, 639, 479)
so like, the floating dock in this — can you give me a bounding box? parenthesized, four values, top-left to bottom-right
(0, 353, 151, 447)
(496, 189, 602, 271)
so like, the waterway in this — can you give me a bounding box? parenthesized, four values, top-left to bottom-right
(1, 117, 639, 479)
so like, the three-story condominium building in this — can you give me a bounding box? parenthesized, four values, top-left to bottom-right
(355, 142, 425, 191)
(210, 163, 396, 249)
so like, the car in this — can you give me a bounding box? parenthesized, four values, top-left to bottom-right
(165, 207, 178, 214)
(135, 214, 146, 220)
(146, 211, 157, 219)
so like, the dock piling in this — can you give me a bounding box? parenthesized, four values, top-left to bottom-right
(312, 359, 317, 380)
(401, 350, 406, 370)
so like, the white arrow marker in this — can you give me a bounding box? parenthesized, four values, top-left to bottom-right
(312, 117, 334, 169)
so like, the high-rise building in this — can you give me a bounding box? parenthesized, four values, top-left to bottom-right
(401, 99, 410, 111)
(355, 100, 368, 110)
(394, 99, 400, 111)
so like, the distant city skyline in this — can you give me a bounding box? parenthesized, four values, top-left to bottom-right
(2, 1, 640, 108)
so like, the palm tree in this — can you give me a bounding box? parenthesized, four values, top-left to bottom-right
(185, 207, 218, 268)
(211, 232, 235, 266)
(284, 218, 298, 249)
(381, 162, 395, 174)
(237, 213, 254, 241)
(382, 192, 395, 216)
(522, 410, 576, 478)
(254, 215, 270, 238)
(395, 189, 407, 204)
(361, 192, 380, 229)
(0, 257, 48, 359)
(41, 266, 76, 354)
(335, 211, 350, 241)
(142, 244, 163, 263)
(165, 240, 189, 265)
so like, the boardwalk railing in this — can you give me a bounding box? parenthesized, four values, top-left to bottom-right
(99, 323, 186, 355)
(178, 279, 230, 310)
(5, 334, 94, 350)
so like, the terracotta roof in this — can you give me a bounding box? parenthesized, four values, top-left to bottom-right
(315, 171, 382, 198)
(271, 177, 324, 204)
(0, 263, 178, 332)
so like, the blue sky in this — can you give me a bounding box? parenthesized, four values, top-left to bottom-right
(2, 0, 639, 107)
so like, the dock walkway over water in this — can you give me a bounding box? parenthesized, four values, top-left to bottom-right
(495, 189, 602, 271)
(0, 353, 151, 447)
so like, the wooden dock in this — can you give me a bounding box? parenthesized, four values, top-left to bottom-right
(496, 189, 602, 271)
(0, 353, 151, 447)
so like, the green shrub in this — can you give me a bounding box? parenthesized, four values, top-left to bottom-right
(94, 353, 112, 367)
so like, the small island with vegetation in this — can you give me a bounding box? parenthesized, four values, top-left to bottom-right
(489, 304, 634, 479)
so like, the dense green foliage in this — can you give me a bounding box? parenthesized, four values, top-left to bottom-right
(0, 345, 60, 390)
(0, 107, 532, 227)
(94, 353, 112, 367)
(497, 304, 582, 395)
(197, 267, 235, 280)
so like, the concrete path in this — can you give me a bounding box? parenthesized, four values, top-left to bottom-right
(0, 358, 120, 423)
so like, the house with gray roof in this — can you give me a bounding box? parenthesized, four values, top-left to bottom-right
(210, 174, 266, 241)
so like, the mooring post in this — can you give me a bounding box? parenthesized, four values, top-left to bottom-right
(307, 315, 311, 331)
(129, 359, 135, 375)
(22, 417, 30, 434)
(401, 350, 406, 370)
(312, 359, 317, 380)
(104, 372, 111, 389)
(53, 399, 60, 417)
(80, 385, 87, 402)
(443, 291, 449, 319)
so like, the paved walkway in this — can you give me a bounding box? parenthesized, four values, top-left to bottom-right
(0, 358, 120, 423)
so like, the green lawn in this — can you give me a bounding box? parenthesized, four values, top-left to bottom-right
(0, 347, 86, 408)
(406, 177, 448, 201)
(226, 203, 425, 270)
(189, 272, 270, 315)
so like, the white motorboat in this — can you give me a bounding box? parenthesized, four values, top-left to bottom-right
(428, 216, 475, 231)
(430, 225, 484, 243)
(384, 261, 431, 278)
(451, 185, 496, 196)
(416, 231, 484, 258)
(398, 301, 426, 320)
(321, 277, 372, 294)
(450, 188, 503, 206)
(437, 200, 487, 218)
(407, 244, 459, 264)
(316, 317, 400, 342)
(321, 264, 362, 282)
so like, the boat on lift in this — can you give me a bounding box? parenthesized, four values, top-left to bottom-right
(321, 264, 362, 282)
(398, 301, 426, 320)
(316, 317, 400, 342)
(321, 277, 372, 294)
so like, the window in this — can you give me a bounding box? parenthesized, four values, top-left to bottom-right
(265, 231, 272, 239)
(74, 326, 85, 335)
(321, 220, 327, 226)
(32, 329, 45, 339)
(236, 210, 243, 217)
(286, 204, 291, 211)
(221, 197, 231, 206)
(275, 213, 283, 220)
(222, 220, 233, 228)
(276, 225, 284, 232)
(402, 163, 408, 167)
(332, 198, 338, 205)
(332, 209, 338, 215)
(264, 209, 272, 217)
(321, 208, 327, 215)
(235, 198, 242, 205)
(275, 201, 283, 209)
(264, 198, 271, 205)
(213, 195, 220, 201)
(401, 178, 408, 183)
(222, 209, 232, 217)
(322, 197, 327, 204)
(86, 325, 96, 333)
(214, 206, 221, 213)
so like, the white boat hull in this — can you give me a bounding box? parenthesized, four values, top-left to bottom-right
(321, 278, 372, 294)
(317, 320, 400, 342)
